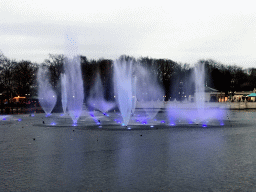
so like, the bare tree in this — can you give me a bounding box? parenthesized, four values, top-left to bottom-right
(44, 54, 65, 88)
(12, 60, 36, 96)
(0, 55, 15, 100)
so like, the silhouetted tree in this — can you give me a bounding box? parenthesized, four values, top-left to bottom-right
(12, 60, 36, 96)
(44, 54, 64, 88)
(0, 56, 15, 100)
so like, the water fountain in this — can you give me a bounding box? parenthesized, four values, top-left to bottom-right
(37, 52, 226, 129)
(61, 73, 67, 114)
(64, 55, 84, 125)
(113, 59, 134, 126)
(37, 65, 57, 116)
(167, 62, 226, 126)
(135, 65, 164, 123)
(56, 34, 84, 125)
(88, 73, 116, 114)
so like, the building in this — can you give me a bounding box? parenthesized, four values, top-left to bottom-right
(204, 86, 226, 102)
(232, 88, 256, 102)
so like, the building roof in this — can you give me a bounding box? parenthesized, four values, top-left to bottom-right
(205, 86, 219, 92)
(248, 93, 256, 97)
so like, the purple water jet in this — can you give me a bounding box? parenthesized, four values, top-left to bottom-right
(113, 59, 134, 126)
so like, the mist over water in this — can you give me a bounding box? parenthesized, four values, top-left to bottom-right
(37, 65, 57, 115)
(135, 65, 164, 121)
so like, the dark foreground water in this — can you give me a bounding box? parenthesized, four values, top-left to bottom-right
(0, 110, 256, 192)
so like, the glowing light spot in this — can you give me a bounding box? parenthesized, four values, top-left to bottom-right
(99, 126, 102, 128)
(31, 114, 35, 117)
(3, 118, 6, 121)
(202, 124, 207, 128)
(127, 127, 131, 129)
(122, 123, 125, 126)
(220, 123, 224, 126)
(150, 125, 154, 128)
(97, 122, 100, 125)
(60, 114, 64, 116)
(72, 123, 77, 127)
(51, 122, 56, 126)
(170, 123, 175, 126)
(136, 120, 140, 122)
(161, 121, 165, 124)
(18, 119, 22, 121)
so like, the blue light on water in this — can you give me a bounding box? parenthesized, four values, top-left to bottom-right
(117, 121, 121, 124)
(60, 114, 64, 116)
(51, 122, 56, 126)
(142, 122, 147, 125)
(161, 121, 165, 124)
(170, 123, 175, 126)
(99, 126, 102, 128)
(18, 119, 22, 121)
(136, 120, 140, 122)
(31, 114, 35, 117)
(72, 123, 77, 127)
(127, 127, 131, 129)
(220, 123, 224, 126)
(97, 122, 100, 125)
(122, 123, 125, 126)
(90, 113, 95, 117)
(150, 125, 154, 128)
(188, 121, 193, 124)
(3, 118, 6, 121)
(202, 124, 207, 128)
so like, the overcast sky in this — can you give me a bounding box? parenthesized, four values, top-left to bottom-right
(1, 0, 256, 68)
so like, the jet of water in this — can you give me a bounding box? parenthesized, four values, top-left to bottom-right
(63, 33, 84, 124)
(64, 56, 84, 124)
(135, 65, 164, 120)
(167, 61, 226, 125)
(61, 73, 67, 114)
(194, 62, 205, 111)
(113, 59, 134, 126)
(37, 65, 57, 115)
(88, 73, 116, 113)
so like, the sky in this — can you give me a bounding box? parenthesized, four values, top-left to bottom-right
(1, 0, 256, 68)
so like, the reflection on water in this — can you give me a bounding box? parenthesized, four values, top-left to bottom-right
(0, 110, 256, 191)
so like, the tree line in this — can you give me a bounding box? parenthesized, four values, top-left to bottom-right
(1, 51, 256, 105)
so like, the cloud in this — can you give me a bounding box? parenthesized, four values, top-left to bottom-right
(1, 0, 256, 67)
